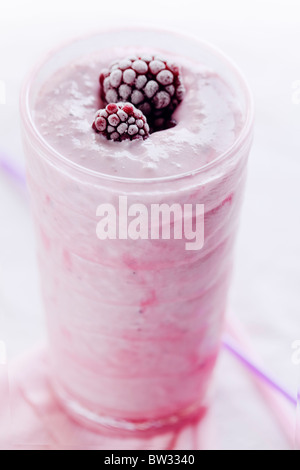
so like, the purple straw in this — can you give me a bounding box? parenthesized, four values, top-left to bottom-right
(223, 335, 297, 407)
(0, 154, 27, 188)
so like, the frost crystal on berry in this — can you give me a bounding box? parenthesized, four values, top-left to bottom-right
(123, 69, 136, 85)
(132, 60, 148, 74)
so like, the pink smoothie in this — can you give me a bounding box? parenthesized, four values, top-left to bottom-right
(34, 49, 243, 179)
(21, 31, 253, 431)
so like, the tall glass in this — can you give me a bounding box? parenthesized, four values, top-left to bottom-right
(20, 29, 253, 432)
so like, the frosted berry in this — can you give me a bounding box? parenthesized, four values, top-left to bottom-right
(99, 54, 185, 132)
(92, 102, 150, 142)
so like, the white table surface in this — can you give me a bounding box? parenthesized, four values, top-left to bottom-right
(0, 0, 300, 450)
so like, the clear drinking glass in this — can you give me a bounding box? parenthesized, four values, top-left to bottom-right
(20, 28, 254, 432)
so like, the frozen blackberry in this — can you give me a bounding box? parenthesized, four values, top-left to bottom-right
(92, 102, 150, 142)
(99, 55, 185, 131)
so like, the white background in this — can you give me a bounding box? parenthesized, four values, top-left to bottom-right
(0, 0, 300, 449)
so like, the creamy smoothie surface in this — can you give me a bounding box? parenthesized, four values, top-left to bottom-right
(34, 48, 244, 178)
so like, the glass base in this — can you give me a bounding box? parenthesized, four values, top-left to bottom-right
(53, 380, 210, 436)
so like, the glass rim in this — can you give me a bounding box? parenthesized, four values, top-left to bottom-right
(20, 26, 254, 184)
